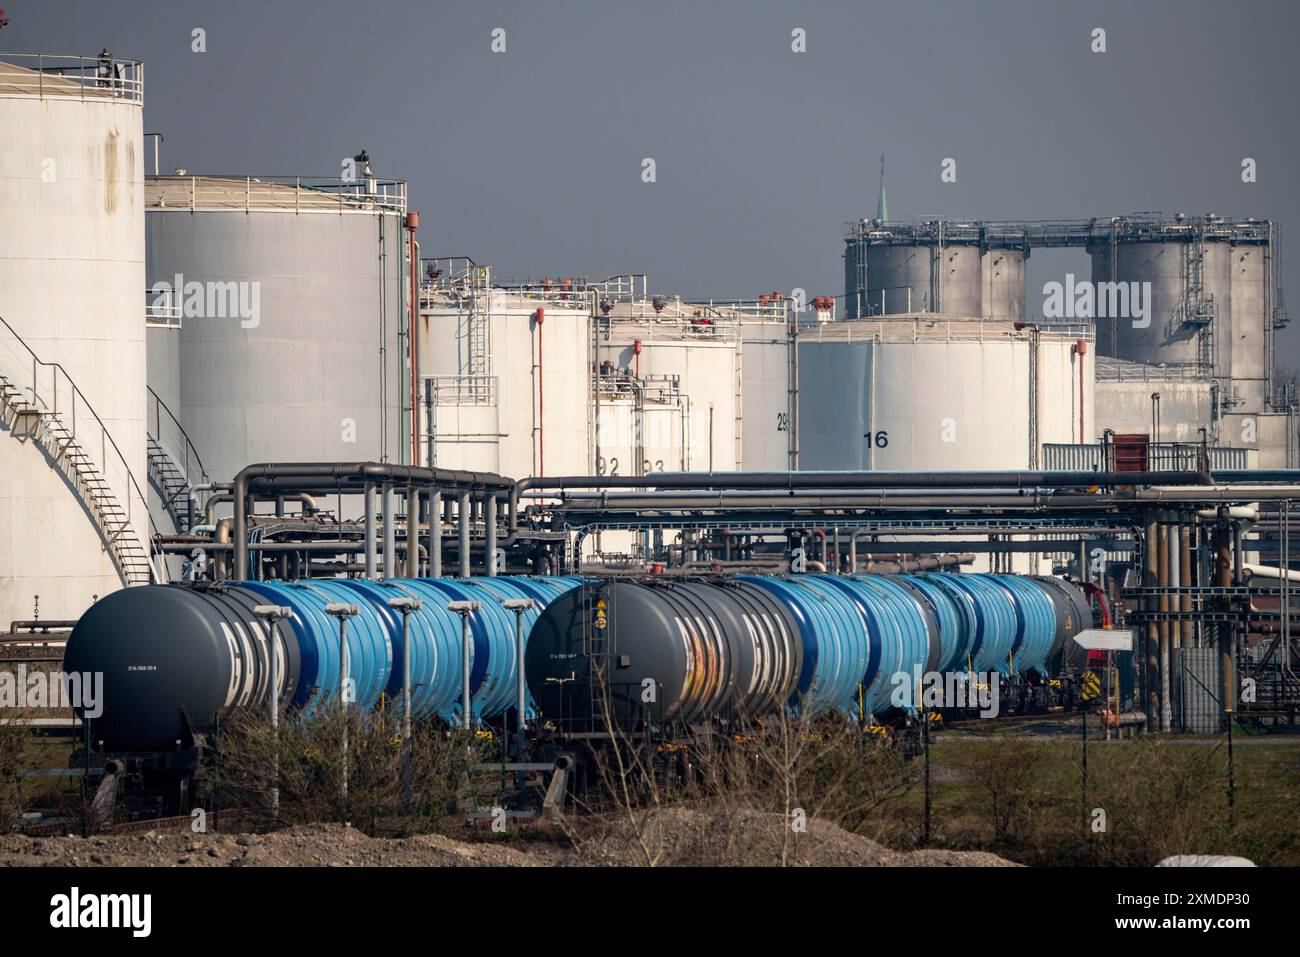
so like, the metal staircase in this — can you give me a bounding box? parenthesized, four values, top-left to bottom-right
(146, 387, 209, 533)
(0, 316, 158, 587)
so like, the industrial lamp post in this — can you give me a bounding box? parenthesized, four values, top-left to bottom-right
(323, 603, 359, 799)
(447, 600, 480, 731)
(502, 597, 535, 766)
(387, 595, 422, 813)
(252, 604, 292, 820)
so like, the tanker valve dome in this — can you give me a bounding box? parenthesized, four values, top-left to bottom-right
(600, 299, 614, 315)
(652, 295, 668, 313)
(427, 263, 442, 280)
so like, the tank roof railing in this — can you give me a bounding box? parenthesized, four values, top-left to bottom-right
(0, 53, 143, 104)
(144, 288, 182, 329)
(797, 315, 1093, 344)
(846, 214, 1273, 248)
(1095, 357, 1211, 383)
(146, 175, 407, 214)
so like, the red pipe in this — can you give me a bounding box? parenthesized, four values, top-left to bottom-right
(1076, 339, 1087, 444)
(406, 211, 420, 464)
(535, 307, 544, 475)
(1080, 580, 1112, 627)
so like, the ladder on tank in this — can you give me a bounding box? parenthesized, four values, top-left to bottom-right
(0, 315, 159, 587)
(1175, 236, 1217, 376)
(146, 386, 209, 534)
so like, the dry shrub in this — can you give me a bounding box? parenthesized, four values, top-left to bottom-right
(558, 714, 915, 866)
(1089, 738, 1235, 865)
(965, 738, 1049, 844)
(210, 709, 491, 835)
(0, 717, 23, 831)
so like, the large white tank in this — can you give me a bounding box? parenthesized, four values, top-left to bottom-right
(598, 299, 741, 473)
(798, 315, 1094, 573)
(738, 307, 793, 471)
(0, 54, 148, 621)
(418, 271, 591, 478)
(1094, 358, 1215, 444)
(1088, 217, 1273, 408)
(145, 175, 409, 481)
(798, 316, 1095, 470)
(844, 222, 1027, 321)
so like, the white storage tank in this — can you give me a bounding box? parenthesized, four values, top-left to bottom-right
(1088, 216, 1273, 408)
(418, 268, 591, 477)
(843, 222, 1027, 321)
(598, 298, 741, 473)
(0, 54, 149, 621)
(798, 316, 1095, 471)
(737, 303, 794, 471)
(1094, 358, 1216, 444)
(145, 174, 409, 482)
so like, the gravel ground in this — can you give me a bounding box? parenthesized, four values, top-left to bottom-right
(0, 812, 1016, 867)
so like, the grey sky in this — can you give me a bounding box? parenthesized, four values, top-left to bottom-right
(7, 0, 1298, 362)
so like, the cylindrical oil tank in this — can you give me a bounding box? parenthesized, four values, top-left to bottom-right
(738, 313, 793, 471)
(920, 573, 1019, 675)
(798, 318, 1094, 472)
(734, 575, 872, 716)
(1032, 575, 1096, 672)
(236, 579, 394, 711)
(62, 575, 582, 751)
(897, 573, 972, 673)
(1090, 238, 1197, 366)
(145, 175, 408, 484)
(0, 54, 148, 622)
(844, 237, 865, 319)
(526, 579, 804, 727)
(598, 309, 741, 473)
(418, 284, 591, 475)
(861, 244, 1023, 319)
(864, 244, 936, 315)
(981, 248, 1026, 321)
(815, 575, 934, 715)
(1088, 220, 1271, 404)
(989, 574, 1059, 674)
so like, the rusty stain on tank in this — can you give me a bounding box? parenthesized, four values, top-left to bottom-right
(104, 129, 119, 214)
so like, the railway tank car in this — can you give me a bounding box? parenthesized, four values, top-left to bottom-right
(526, 573, 1093, 730)
(64, 571, 1091, 755)
(62, 576, 579, 754)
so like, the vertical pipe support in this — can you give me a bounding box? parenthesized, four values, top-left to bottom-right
(363, 483, 377, 580)
(382, 482, 396, 578)
(485, 493, 498, 576)
(458, 490, 472, 578)
(405, 485, 420, 578)
(429, 488, 442, 578)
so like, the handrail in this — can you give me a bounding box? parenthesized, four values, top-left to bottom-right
(0, 314, 160, 580)
(147, 174, 407, 214)
(0, 53, 144, 105)
(147, 385, 209, 489)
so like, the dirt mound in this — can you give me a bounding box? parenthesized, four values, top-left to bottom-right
(0, 824, 539, 868)
(0, 814, 1016, 867)
(557, 807, 1018, 867)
